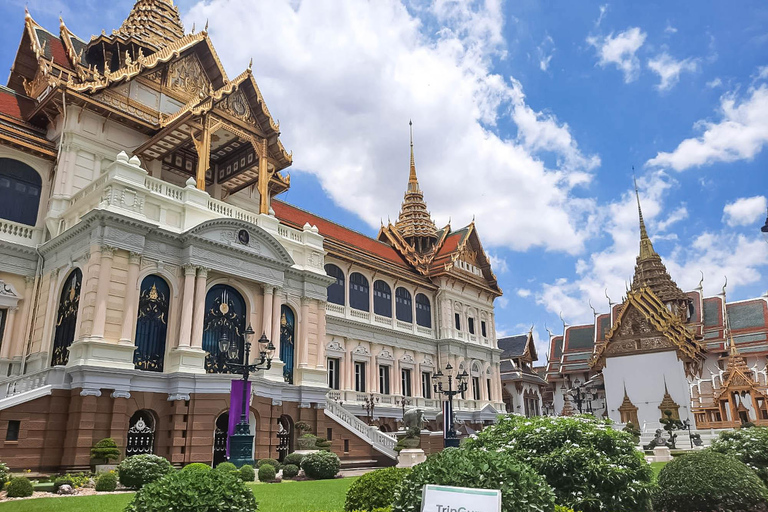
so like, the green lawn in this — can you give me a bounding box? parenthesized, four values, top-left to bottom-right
(0, 478, 357, 512)
(651, 461, 667, 481)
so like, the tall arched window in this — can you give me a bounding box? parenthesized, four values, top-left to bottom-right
(349, 273, 369, 312)
(373, 280, 392, 318)
(415, 293, 431, 328)
(0, 158, 41, 226)
(134, 275, 170, 372)
(203, 284, 246, 373)
(280, 305, 295, 384)
(395, 287, 412, 323)
(126, 410, 156, 456)
(51, 269, 82, 366)
(325, 264, 345, 305)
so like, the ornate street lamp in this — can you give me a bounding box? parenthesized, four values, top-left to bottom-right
(221, 325, 274, 467)
(395, 396, 412, 425)
(563, 378, 595, 414)
(432, 363, 468, 447)
(363, 393, 379, 424)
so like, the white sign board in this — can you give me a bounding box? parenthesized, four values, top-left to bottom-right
(421, 484, 502, 512)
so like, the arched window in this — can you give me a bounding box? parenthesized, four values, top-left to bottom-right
(325, 264, 345, 305)
(203, 284, 246, 373)
(126, 410, 156, 456)
(349, 272, 369, 312)
(280, 305, 295, 384)
(373, 280, 392, 317)
(0, 158, 42, 226)
(395, 287, 412, 323)
(51, 269, 82, 366)
(415, 293, 431, 328)
(134, 275, 170, 372)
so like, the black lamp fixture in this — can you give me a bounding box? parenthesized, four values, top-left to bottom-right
(761, 207, 768, 243)
(432, 362, 468, 447)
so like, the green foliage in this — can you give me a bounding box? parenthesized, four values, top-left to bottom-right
(301, 451, 341, 480)
(711, 426, 768, 484)
(463, 414, 653, 512)
(659, 411, 683, 449)
(95, 472, 118, 492)
(90, 437, 120, 464)
(554, 507, 576, 512)
(126, 465, 257, 512)
(282, 464, 300, 478)
(239, 464, 255, 482)
(315, 437, 333, 451)
(622, 422, 641, 444)
(257, 458, 280, 469)
(181, 463, 211, 473)
(117, 454, 174, 489)
(283, 452, 305, 466)
(392, 447, 555, 512)
(258, 464, 277, 482)
(653, 450, 768, 512)
(295, 421, 312, 433)
(6, 477, 34, 498)
(344, 467, 411, 512)
(0, 462, 10, 487)
(215, 462, 238, 473)
(53, 476, 75, 492)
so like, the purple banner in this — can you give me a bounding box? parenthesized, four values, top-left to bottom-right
(227, 380, 251, 458)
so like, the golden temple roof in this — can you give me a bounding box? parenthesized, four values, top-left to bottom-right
(394, 121, 438, 243)
(114, 0, 185, 51)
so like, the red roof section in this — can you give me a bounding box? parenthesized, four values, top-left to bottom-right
(0, 88, 33, 121)
(49, 36, 72, 69)
(271, 200, 411, 268)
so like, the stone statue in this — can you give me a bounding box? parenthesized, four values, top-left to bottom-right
(402, 408, 425, 431)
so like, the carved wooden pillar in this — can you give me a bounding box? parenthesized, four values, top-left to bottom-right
(257, 138, 270, 214)
(177, 265, 197, 348)
(190, 267, 208, 349)
(119, 252, 142, 344)
(193, 116, 211, 191)
(91, 246, 115, 338)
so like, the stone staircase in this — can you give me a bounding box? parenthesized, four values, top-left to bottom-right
(0, 368, 66, 411)
(324, 397, 398, 460)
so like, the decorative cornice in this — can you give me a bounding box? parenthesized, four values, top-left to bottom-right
(80, 388, 102, 397)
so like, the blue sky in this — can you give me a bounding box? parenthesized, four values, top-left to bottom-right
(3, 0, 767, 359)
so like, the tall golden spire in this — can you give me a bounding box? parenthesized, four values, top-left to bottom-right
(635, 177, 657, 261)
(409, 120, 417, 187)
(115, 0, 185, 51)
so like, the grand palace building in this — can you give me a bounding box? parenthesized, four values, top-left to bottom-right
(0, 1, 505, 471)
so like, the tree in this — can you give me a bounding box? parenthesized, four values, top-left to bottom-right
(91, 438, 121, 464)
(659, 410, 683, 449)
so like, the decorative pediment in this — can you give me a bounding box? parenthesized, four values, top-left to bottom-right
(166, 53, 209, 100)
(353, 344, 370, 356)
(0, 280, 23, 308)
(422, 355, 434, 366)
(184, 219, 293, 267)
(216, 89, 253, 123)
(401, 353, 415, 364)
(326, 338, 345, 354)
(378, 348, 394, 360)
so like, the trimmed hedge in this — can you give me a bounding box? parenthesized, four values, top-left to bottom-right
(6, 477, 34, 498)
(257, 458, 280, 469)
(344, 467, 411, 512)
(95, 472, 118, 492)
(711, 426, 768, 484)
(282, 464, 300, 478)
(117, 454, 174, 489)
(653, 450, 768, 512)
(301, 451, 341, 480)
(283, 452, 305, 467)
(215, 462, 238, 473)
(239, 464, 255, 482)
(258, 464, 277, 482)
(182, 463, 211, 473)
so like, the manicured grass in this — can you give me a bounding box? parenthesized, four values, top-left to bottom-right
(0, 478, 358, 512)
(651, 461, 668, 481)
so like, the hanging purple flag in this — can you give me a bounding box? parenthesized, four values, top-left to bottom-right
(226, 379, 251, 458)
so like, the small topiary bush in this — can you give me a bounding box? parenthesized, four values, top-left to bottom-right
(257, 458, 280, 469)
(258, 464, 277, 482)
(282, 464, 299, 478)
(301, 450, 341, 480)
(117, 454, 174, 489)
(215, 462, 238, 473)
(239, 464, 255, 482)
(283, 452, 304, 466)
(126, 465, 257, 512)
(91, 437, 120, 464)
(463, 414, 653, 512)
(345, 467, 411, 511)
(653, 450, 768, 512)
(392, 448, 555, 512)
(711, 426, 768, 484)
(182, 462, 211, 473)
(6, 477, 34, 498)
(0, 462, 9, 487)
(95, 471, 118, 492)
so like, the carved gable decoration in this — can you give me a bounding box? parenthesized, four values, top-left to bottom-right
(184, 220, 294, 268)
(217, 89, 253, 123)
(0, 279, 22, 308)
(353, 345, 370, 356)
(327, 339, 345, 354)
(166, 53, 208, 99)
(378, 348, 394, 360)
(401, 353, 415, 364)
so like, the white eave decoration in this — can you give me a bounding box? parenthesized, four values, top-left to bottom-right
(0, 280, 22, 308)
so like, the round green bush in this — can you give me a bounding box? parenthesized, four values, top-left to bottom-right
(345, 467, 411, 511)
(6, 477, 34, 498)
(95, 472, 118, 492)
(463, 415, 653, 512)
(392, 448, 555, 512)
(91, 437, 120, 464)
(258, 464, 277, 482)
(126, 465, 257, 512)
(257, 458, 280, 469)
(711, 426, 768, 484)
(283, 452, 305, 467)
(301, 451, 341, 480)
(282, 464, 299, 478)
(653, 450, 768, 512)
(215, 461, 238, 473)
(0, 462, 9, 487)
(182, 463, 211, 473)
(53, 475, 74, 493)
(239, 464, 255, 482)
(117, 454, 174, 489)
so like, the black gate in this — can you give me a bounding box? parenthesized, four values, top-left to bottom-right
(213, 413, 229, 467)
(276, 417, 292, 462)
(126, 410, 155, 456)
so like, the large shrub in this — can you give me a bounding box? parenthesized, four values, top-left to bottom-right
(711, 426, 768, 484)
(257, 458, 280, 469)
(95, 471, 118, 492)
(182, 463, 211, 473)
(282, 464, 300, 478)
(463, 415, 653, 512)
(91, 437, 120, 464)
(392, 447, 555, 512)
(258, 464, 277, 482)
(301, 451, 341, 480)
(283, 452, 304, 466)
(117, 454, 174, 489)
(653, 450, 768, 512)
(0, 462, 9, 487)
(126, 466, 257, 512)
(6, 477, 34, 498)
(239, 464, 255, 482)
(345, 467, 411, 511)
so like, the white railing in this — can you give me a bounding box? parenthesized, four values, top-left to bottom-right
(0, 367, 66, 400)
(145, 176, 183, 201)
(0, 218, 43, 246)
(326, 303, 345, 314)
(374, 315, 390, 325)
(324, 398, 398, 459)
(350, 309, 369, 320)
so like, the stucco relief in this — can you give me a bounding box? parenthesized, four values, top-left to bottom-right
(166, 54, 208, 99)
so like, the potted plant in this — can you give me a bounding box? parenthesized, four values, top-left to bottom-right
(91, 437, 120, 472)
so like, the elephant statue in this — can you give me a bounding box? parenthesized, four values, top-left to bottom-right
(402, 408, 426, 431)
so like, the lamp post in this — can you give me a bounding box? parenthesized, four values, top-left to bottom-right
(432, 363, 468, 447)
(683, 418, 693, 449)
(219, 325, 274, 467)
(396, 397, 412, 425)
(561, 378, 595, 414)
(363, 393, 379, 424)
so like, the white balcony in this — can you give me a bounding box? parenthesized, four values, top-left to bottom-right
(325, 303, 434, 339)
(0, 218, 44, 248)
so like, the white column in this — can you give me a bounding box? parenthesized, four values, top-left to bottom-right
(262, 285, 274, 340)
(190, 267, 208, 349)
(316, 301, 327, 369)
(298, 297, 310, 368)
(271, 288, 282, 358)
(119, 252, 142, 344)
(0, 307, 18, 359)
(11, 276, 35, 361)
(91, 246, 115, 338)
(177, 265, 196, 348)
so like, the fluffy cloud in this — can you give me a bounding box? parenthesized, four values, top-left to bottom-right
(537, 35, 555, 71)
(647, 52, 698, 91)
(587, 27, 647, 82)
(723, 196, 767, 227)
(647, 83, 768, 170)
(185, 0, 599, 254)
(517, 288, 532, 298)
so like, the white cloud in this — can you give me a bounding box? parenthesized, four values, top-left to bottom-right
(185, 0, 600, 255)
(664, 23, 678, 34)
(496, 297, 509, 309)
(647, 52, 698, 91)
(487, 252, 509, 273)
(587, 27, 647, 83)
(757, 66, 768, 80)
(517, 288, 532, 298)
(595, 4, 608, 28)
(706, 77, 723, 89)
(655, 205, 688, 232)
(723, 196, 767, 227)
(647, 84, 768, 171)
(537, 35, 555, 72)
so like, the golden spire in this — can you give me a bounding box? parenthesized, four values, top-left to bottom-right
(114, 0, 185, 51)
(409, 119, 417, 188)
(634, 177, 657, 261)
